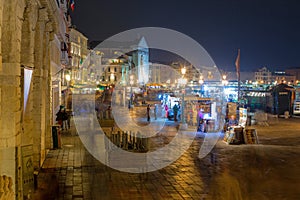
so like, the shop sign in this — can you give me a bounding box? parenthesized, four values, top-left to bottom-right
(22, 145, 34, 197)
(279, 92, 288, 95)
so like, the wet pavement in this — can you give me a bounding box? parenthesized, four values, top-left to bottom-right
(33, 116, 300, 200)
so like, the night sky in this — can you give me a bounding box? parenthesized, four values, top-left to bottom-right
(70, 0, 300, 72)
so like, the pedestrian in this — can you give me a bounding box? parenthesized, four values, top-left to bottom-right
(147, 104, 151, 122)
(128, 100, 131, 110)
(62, 108, 69, 130)
(154, 104, 158, 120)
(173, 104, 179, 121)
(164, 104, 169, 118)
(55, 105, 64, 129)
(106, 105, 112, 119)
(228, 115, 238, 127)
(197, 108, 205, 132)
(197, 108, 204, 125)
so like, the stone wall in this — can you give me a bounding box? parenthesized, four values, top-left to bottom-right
(0, 0, 66, 199)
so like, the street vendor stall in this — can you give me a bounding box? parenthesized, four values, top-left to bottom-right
(223, 107, 259, 145)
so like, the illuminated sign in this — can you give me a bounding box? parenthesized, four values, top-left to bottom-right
(279, 92, 288, 95)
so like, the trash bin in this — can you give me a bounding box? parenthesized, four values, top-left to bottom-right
(52, 125, 60, 149)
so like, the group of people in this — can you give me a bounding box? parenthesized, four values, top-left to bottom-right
(56, 105, 70, 130)
(146, 103, 182, 122)
(163, 104, 181, 121)
(146, 104, 160, 122)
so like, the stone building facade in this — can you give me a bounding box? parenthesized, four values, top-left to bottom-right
(0, 0, 70, 199)
(69, 27, 88, 82)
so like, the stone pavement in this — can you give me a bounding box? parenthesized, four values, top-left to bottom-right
(33, 119, 213, 200)
(32, 117, 300, 200)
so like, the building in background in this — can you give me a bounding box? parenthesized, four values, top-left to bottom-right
(255, 67, 272, 84)
(273, 70, 296, 85)
(69, 27, 88, 84)
(85, 37, 150, 86)
(285, 67, 300, 81)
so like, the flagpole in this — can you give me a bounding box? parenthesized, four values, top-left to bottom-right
(235, 49, 241, 103)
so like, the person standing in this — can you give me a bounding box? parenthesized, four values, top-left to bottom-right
(154, 104, 158, 120)
(128, 100, 131, 110)
(56, 105, 64, 129)
(62, 108, 69, 130)
(197, 108, 204, 125)
(147, 104, 151, 122)
(173, 104, 179, 121)
(197, 108, 205, 132)
(164, 104, 169, 118)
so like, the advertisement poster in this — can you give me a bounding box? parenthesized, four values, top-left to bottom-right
(239, 108, 247, 127)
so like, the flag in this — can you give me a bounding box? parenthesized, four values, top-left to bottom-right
(70, 0, 75, 12)
(235, 49, 240, 79)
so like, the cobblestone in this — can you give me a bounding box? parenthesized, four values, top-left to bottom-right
(33, 117, 300, 200)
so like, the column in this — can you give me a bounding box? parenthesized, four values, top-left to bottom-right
(0, 0, 26, 199)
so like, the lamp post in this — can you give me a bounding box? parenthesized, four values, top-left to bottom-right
(65, 73, 71, 110)
(129, 74, 134, 107)
(180, 66, 188, 130)
(198, 74, 204, 97)
(110, 73, 115, 82)
(65, 73, 71, 84)
(222, 74, 228, 86)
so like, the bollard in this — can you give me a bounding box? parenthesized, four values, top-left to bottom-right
(141, 136, 148, 152)
(51, 125, 60, 149)
(136, 132, 142, 151)
(33, 171, 39, 190)
(117, 131, 121, 147)
(132, 131, 136, 150)
(124, 132, 128, 150)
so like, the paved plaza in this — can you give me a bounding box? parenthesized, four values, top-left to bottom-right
(33, 117, 300, 200)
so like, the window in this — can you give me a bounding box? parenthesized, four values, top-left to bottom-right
(108, 67, 110, 72)
(114, 67, 117, 72)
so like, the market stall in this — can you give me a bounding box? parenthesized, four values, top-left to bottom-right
(223, 107, 259, 145)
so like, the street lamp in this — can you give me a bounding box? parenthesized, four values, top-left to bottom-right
(222, 74, 228, 86)
(199, 76, 204, 85)
(64, 73, 71, 111)
(181, 66, 187, 75)
(180, 66, 188, 130)
(110, 73, 115, 82)
(65, 74, 71, 82)
(129, 74, 134, 106)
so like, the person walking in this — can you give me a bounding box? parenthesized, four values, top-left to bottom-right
(147, 104, 151, 122)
